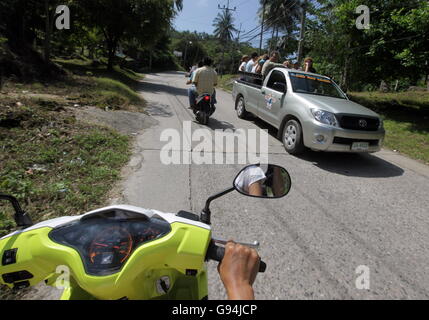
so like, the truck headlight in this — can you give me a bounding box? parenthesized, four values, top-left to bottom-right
(311, 109, 338, 127)
(379, 119, 384, 130)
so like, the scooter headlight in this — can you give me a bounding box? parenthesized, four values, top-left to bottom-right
(311, 109, 338, 127)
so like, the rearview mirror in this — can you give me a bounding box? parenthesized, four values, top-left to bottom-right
(233, 164, 291, 199)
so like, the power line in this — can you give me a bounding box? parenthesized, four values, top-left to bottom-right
(239, 2, 302, 40)
(240, 14, 298, 42)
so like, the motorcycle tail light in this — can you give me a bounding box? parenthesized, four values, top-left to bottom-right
(204, 96, 210, 101)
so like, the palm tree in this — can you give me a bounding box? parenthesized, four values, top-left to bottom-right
(213, 10, 238, 42)
(174, 0, 183, 12)
(213, 10, 238, 75)
(259, 0, 302, 51)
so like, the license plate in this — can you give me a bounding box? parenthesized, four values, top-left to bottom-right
(352, 142, 369, 151)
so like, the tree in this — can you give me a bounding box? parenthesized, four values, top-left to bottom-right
(76, 0, 175, 70)
(303, 0, 428, 91)
(174, 0, 183, 11)
(213, 10, 238, 75)
(213, 10, 238, 43)
(258, 0, 302, 53)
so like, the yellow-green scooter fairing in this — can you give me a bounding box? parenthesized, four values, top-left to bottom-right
(0, 205, 211, 300)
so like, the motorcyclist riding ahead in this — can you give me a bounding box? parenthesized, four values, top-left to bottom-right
(188, 57, 218, 113)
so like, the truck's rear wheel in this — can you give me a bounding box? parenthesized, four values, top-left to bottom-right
(236, 96, 248, 119)
(282, 119, 305, 154)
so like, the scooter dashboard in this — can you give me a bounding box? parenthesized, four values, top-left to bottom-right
(49, 209, 171, 276)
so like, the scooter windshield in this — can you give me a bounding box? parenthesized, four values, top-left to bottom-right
(49, 209, 171, 276)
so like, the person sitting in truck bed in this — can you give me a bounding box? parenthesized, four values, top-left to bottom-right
(245, 52, 259, 73)
(253, 54, 269, 74)
(261, 51, 287, 78)
(239, 55, 249, 72)
(303, 57, 317, 73)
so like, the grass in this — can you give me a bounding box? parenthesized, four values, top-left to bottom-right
(0, 57, 147, 298)
(349, 92, 429, 165)
(0, 57, 149, 235)
(218, 74, 238, 93)
(2, 57, 147, 113)
(0, 101, 131, 236)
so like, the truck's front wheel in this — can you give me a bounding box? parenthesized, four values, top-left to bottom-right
(236, 96, 248, 119)
(282, 120, 305, 154)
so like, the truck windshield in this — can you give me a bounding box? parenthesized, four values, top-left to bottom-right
(289, 72, 346, 99)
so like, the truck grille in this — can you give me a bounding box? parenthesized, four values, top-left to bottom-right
(333, 137, 379, 146)
(338, 115, 380, 131)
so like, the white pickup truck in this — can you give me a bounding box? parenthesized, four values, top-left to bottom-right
(232, 68, 385, 154)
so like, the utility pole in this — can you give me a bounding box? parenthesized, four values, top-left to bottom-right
(218, 0, 236, 13)
(183, 41, 192, 69)
(297, 0, 308, 64)
(237, 23, 243, 44)
(259, 0, 267, 55)
(218, 0, 237, 77)
(231, 23, 244, 74)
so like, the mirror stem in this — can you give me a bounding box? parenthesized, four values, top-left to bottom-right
(201, 187, 235, 225)
(0, 194, 33, 228)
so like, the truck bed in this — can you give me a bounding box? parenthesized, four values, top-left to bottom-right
(236, 71, 263, 89)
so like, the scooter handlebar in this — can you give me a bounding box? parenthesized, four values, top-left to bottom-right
(206, 241, 266, 273)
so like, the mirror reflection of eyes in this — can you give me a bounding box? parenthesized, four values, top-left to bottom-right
(234, 164, 292, 199)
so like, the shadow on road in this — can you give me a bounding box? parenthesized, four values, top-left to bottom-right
(296, 151, 404, 178)
(207, 118, 236, 131)
(150, 71, 186, 76)
(250, 117, 404, 178)
(139, 81, 188, 97)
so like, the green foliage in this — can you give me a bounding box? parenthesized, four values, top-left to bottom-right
(213, 10, 238, 43)
(75, 0, 176, 69)
(0, 0, 179, 74)
(349, 91, 429, 163)
(305, 0, 429, 91)
(0, 104, 131, 234)
(217, 74, 239, 93)
(171, 30, 259, 74)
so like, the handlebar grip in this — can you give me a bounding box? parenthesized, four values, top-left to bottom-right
(206, 242, 266, 273)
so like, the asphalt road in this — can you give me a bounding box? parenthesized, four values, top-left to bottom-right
(110, 71, 429, 300)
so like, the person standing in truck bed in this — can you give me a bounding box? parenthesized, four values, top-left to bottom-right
(261, 51, 286, 78)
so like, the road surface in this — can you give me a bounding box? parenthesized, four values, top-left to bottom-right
(116, 71, 429, 300)
(19, 71, 429, 300)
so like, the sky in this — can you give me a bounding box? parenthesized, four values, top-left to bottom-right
(173, 0, 265, 47)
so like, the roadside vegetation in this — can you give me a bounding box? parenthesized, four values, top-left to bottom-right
(0, 0, 173, 241)
(0, 57, 150, 237)
(218, 74, 238, 93)
(349, 92, 429, 164)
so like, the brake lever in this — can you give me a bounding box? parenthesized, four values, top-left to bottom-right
(212, 237, 260, 249)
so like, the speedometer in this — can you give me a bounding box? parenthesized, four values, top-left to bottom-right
(49, 208, 172, 276)
(88, 227, 133, 267)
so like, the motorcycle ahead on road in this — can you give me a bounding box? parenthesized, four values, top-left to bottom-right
(0, 164, 291, 300)
(194, 93, 215, 125)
